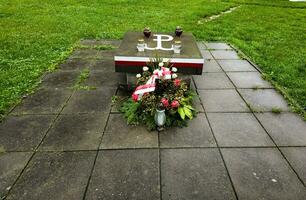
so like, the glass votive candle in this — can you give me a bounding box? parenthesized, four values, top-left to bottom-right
(137, 39, 145, 52)
(173, 40, 182, 54)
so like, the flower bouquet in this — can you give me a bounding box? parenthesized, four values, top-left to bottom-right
(119, 58, 196, 131)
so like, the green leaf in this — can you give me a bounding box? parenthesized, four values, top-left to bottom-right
(183, 107, 193, 119)
(184, 105, 194, 111)
(181, 97, 188, 104)
(178, 107, 185, 120)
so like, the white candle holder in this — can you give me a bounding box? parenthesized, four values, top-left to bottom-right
(155, 108, 166, 131)
(173, 40, 182, 54)
(137, 39, 145, 52)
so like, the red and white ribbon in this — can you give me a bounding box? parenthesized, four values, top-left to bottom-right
(133, 67, 172, 101)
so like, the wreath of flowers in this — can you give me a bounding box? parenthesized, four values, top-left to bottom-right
(118, 58, 196, 130)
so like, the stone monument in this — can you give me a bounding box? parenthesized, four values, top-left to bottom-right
(114, 31, 204, 84)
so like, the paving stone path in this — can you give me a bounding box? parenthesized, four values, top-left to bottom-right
(1, 40, 306, 200)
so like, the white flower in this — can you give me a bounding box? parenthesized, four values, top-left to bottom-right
(143, 66, 149, 71)
(172, 67, 178, 72)
(136, 73, 141, 78)
(158, 62, 164, 67)
(172, 73, 178, 79)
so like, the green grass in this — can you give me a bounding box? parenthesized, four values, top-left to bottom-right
(228, 0, 306, 8)
(0, 0, 305, 118)
(72, 67, 96, 91)
(193, 2, 306, 115)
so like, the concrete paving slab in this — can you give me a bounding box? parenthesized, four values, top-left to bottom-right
(0, 152, 32, 199)
(255, 112, 306, 146)
(280, 147, 306, 185)
(96, 50, 116, 60)
(211, 50, 240, 59)
(62, 88, 115, 113)
(205, 42, 232, 50)
(189, 81, 204, 112)
(80, 39, 121, 47)
(193, 94, 204, 113)
(110, 88, 129, 113)
(12, 88, 71, 114)
(89, 59, 115, 72)
(200, 50, 213, 59)
(190, 78, 197, 90)
(85, 71, 125, 88)
(85, 149, 159, 200)
(161, 149, 236, 200)
(198, 89, 249, 112)
(40, 113, 108, 151)
(194, 73, 234, 89)
(239, 89, 290, 112)
(0, 115, 55, 151)
(227, 72, 273, 89)
(196, 41, 207, 50)
(110, 88, 130, 113)
(217, 60, 257, 72)
(59, 58, 93, 71)
(222, 148, 306, 200)
(6, 151, 95, 200)
(207, 113, 274, 147)
(159, 113, 216, 148)
(41, 71, 80, 88)
(202, 59, 223, 73)
(70, 49, 99, 59)
(100, 114, 158, 149)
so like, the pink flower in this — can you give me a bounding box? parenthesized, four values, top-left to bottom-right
(132, 93, 138, 102)
(174, 79, 181, 87)
(161, 98, 169, 107)
(171, 100, 180, 108)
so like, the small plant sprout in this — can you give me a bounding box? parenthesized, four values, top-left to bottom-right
(0, 145, 5, 153)
(75, 44, 115, 50)
(92, 44, 115, 50)
(246, 102, 262, 113)
(111, 95, 118, 104)
(272, 107, 282, 114)
(73, 68, 96, 90)
(261, 73, 268, 80)
(252, 85, 260, 90)
(237, 51, 245, 59)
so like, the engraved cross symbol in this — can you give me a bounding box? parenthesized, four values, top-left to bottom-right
(145, 34, 174, 51)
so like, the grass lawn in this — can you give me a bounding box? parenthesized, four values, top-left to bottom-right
(0, 0, 305, 118)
